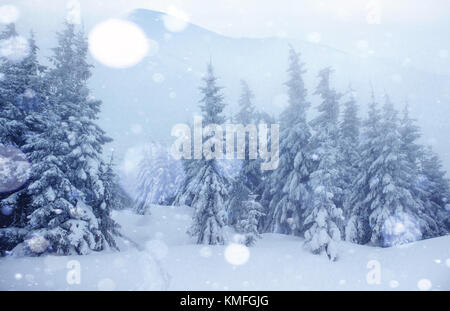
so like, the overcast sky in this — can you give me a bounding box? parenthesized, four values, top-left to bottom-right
(9, 0, 450, 75)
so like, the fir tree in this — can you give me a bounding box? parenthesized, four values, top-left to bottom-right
(228, 80, 262, 226)
(303, 67, 343, 261)
(235, 194, 265, 246)
(261, 46, 312, 236)
(0, 26, 47, 250)
(347, 96, 439, 247)
(175, 63, 229, 245)
(0, 25, 45, 148)
(339, 87, 361, 218)
(417, 146, 450, 233)
(399, 105, 443, 237)
(4, 23, 120, 256)
(419, 146, 450, 209)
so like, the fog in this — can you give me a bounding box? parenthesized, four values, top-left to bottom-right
(6, 0, 450, 171)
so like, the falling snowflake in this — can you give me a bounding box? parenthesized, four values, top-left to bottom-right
(1, 205, 13, 216)
(163, 6, 190, 32)
(382, 213, 422, 247)
(27, 236, 49, 254)
(130, 124, 143, 135)
(417, 279, 432, 291)
(199, 246, 213, 258)
(23, 89, 36, 98)
(311, 154, 319, 161)
(88, 19, 149, 68)
(0, 145, 31, 193)
(152, 73, 165, 83)
(224, 243, 250, 266)
(389, 280, 399, 288)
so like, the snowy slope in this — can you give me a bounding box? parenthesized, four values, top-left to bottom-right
(0, 206, 448, 291)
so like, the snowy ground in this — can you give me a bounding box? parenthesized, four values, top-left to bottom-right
(0, 206, 449, 291)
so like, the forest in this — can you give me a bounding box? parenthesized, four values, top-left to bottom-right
(1, 21, 449, 263)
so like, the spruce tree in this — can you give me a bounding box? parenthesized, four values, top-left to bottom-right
(339, 87, 361, 218)
(303, 67, 343, 261)
(6, 23, 120, 255)
(0, 26, 47, 251)
(228, 80, 262, 226)
(419, 146, 450, 209)
(175, 63, 229, 245)
(261, 46, 312, 236)
(235, 194, 265, 246)
(347, 96, 439, 247)
(399, 105, 442, 237)
(0, 25, 45, 148)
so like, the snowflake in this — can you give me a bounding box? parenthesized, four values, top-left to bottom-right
(27, 236, 49, 254)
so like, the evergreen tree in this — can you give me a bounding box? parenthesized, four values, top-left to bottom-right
(303, 67, 343, 261)
(134, 143, 183, 214)
(261, 46, 312, 236)
(346, 96, 439, 247)
(419, 146, 450, 208)
(399, 104, 422, 165)
(339, 87, 361, 218)
(4, 23, 120, 256)
(0, 26, 47, 250)
(345, 91, 382, 244)
(98, 154, 124, 248)
(174, 63, 229, 245)
(399, 105, 443, 237)
(235, 194, 265, 246)
(0, 25, 45, 148)
(228, 80, 262, 226)
(417, 146, 450, 232)
(235, 80, 255, 125)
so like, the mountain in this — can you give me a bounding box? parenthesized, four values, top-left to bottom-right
(86, 9, 450, 178)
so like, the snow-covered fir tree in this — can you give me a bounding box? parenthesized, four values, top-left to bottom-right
(345, 91, 381, 244)
(97, 155, 124, 248)
(0, 25, 45, 148)
(419, 146, 450, 211)
(398, 105, 443, 237)
(346, 96, 439, 247)
(261, 46, 312, 236)
(235, 194, 265, 246)
(227, 80, 263, 226)
(174, 63, 229, 245)
(416, 145, 450, 233)
(1, 23, 121, 256)
(0, 25, 48, 251)
(338, 87, 361, 218)
(303, 67, 343, 261)
(134, 143, 183, 214)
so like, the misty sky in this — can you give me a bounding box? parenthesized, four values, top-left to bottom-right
(10, 0, 450, 75)
(4, 1, 450, 172)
